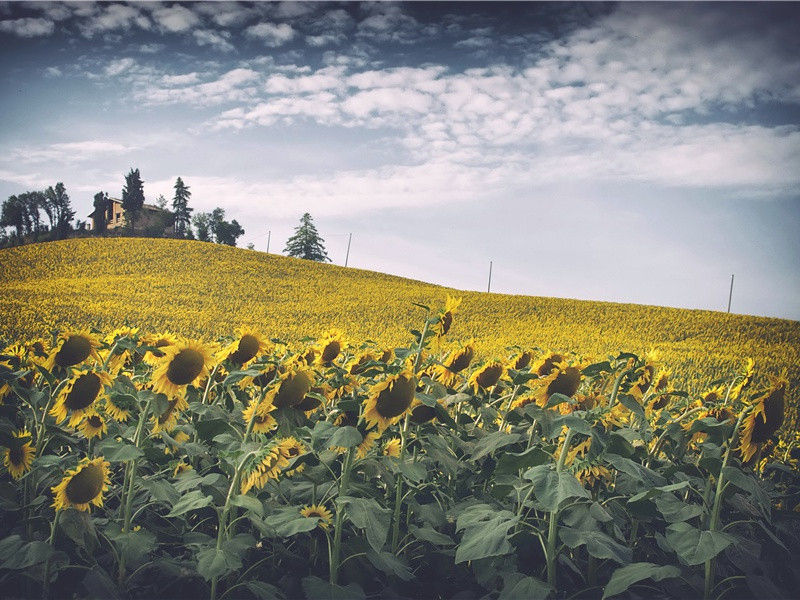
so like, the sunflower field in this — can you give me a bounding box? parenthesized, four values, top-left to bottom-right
(1, 298, 799, 600)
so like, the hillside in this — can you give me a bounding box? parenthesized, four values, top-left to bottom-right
(1, 237, 798, 394)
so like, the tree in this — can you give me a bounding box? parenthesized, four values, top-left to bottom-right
(122, 168, 145, 232)
(92, 191, 110, 233)
(210, 207, 244, 246)
(192, 212, 212, 242)
(172, 177, 193, 238)
(1, 195, 26, 238)
(155, 194, 167, 209)
(284, 212, 329, 262)
(18, 191, 44, 239)
(43, 183, 74, 239)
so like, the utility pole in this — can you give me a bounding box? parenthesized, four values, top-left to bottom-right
(266, 230, 271, 254)
(727, 274, 734, 313)
(344, 232, 352, 267)
(487, 260, 493, 293)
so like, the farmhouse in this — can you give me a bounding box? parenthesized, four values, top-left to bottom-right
(88, 197, 174, 233)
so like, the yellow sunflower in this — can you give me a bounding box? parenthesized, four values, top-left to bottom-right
(432, 342, 475, 388)
(279, 437, 307, 476)
(79, 414, 108, 439)
(240, 444, 289, 494)
(242, 394, 278, 434)
(300, 504, 333, 530)
(433, 295, 462, 337)
(314, 329, 347, 367)
(103, 393, 135, 422)
(532, 352, 567, 377)
(345, 351, 379, 376)
(3, 430, 34, 480)
(363, 371, 416, 433)
(51, 457, 111, 512)
(219, 327, 269, 366)
(383, 438, 402, 457)
(356, 431, 381, 459)
(141, 332, 180, 366)
(729, 358, 755, 401)
(238, 363, 279, 390)
(508, 349, 534, 371)
(269, 368, 314, 409)
(51, 369, 113, 427)
(150, 339, 215, 398)
(151, 397, 186, 434)
(468, 361, 505, 394)
(700, 385, 727, 405)
(533, 364, 583, 406)
(164, 430, 191, 454)
(173, 461, 193, 477)
(740, 377, 786, 463)
(46, 331, 101, 370)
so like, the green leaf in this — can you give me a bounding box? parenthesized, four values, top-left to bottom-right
(628, 480, 690, 503)
(0, 540, 53, 569)
(112, 529, 156, 568)
(94, 438, 143, 462)
(495, 446, 551, 476)
(301, 576, 365, 600)
(470, 431, 522, 461)
(366, 550, 413, 581)
(196, 547, 242, 582)
(499, 574, 552, 600)
(327, 426, 362, 449)
(141, 478, 179, 505)
(397, 460, 426, 483)
(243, 581, 284, 600)
(722, 466, 771, 515)
(264, 508, 319, 537)
(410, 525, 454, 546)
(602, 562, 681, 599)
(665, 522, 735, 566)
(340, 496, 390, 553)
(654, 494, 703, 523)
(560, 527, 631, 564)
(524, 465, 591, 512)
(455, 504, 519, 563)
(604, 454, 665, 486)
(231, 494, 264, 518)
(558, 414, 594, 435)
(166, 490, 213, 517)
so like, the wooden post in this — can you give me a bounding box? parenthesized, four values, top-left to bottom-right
(487, 261, 493, 293)
(727, 274, 734, 313)
(345, 233, 352, 267)
(266, 230, 271, 254)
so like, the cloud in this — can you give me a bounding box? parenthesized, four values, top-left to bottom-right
(139, 43, 164, 54)
(194, 2, 255, 27)
(140, 68, 261, 106)
(305, 33, 345, 47)
(78, 3, 151, 38)
(150, 4, 201, 33)
(104, 57, 136, 77)
(245, 22, 295, 47)
(8, 140, 139, 164)
(193, 29, 235, 53)
(44, 66, 62, 77)
(0, 17, 54, 37)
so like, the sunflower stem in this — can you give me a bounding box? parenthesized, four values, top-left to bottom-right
(608, 368, 631, 409)
(391, 413, 412, 552)
(42, 509, 61, 600)
(329, 446, 355, 585)
(546, 428, 574, 590)
(703, 406, 751, 600)
(413, 318, 431, 374)
(645, 406, 705, 468)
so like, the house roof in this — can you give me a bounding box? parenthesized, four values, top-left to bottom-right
(88, 197, 171, 218)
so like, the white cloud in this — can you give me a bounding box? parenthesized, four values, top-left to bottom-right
(160, 72, 202, 87)
(44, 66, 62, 78)
(245, 22, 295, 47)
(0, 17, 54, 37)
(150, 4, 200, 33)
(194, 2, 254, 27)
(140, 68, 261, 106)
(305, 33, 345, 48)
(193, 29, 235, 53)
(104, 57, 136, 77)
(8, 140, 138, 164)
(264, 66, 345, 94)
(139, 43, 164, 54)
(78, 3, 150, 38)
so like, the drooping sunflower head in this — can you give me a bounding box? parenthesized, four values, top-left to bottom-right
(346, 351, 379, 376)
(533, 352, 567, 377)
(239, 363, 279, 390)
(740, 376, 787, 463)
(164, 430, 191, 454)
(356, 430, 381, 459)
(314, 329, 347, 367)
(700, 385, 726, 405)
(240, 443, 289, 494)
(434, 295, 462, 337)
(46, 331, 101, 370)
(51, 369, 113, 427)
(271, 368, 314, 409)
(141, 332, 180, 366)
(220, 327, 269, 366)
(3, 429, 34, 480)
(363, 371, 416, 433)
(468, 361, 505, 393)
(150, 339, 215, 397)
(509, 349, 534, 371)
(51, 457, 111, 512)
(79, 414, 108, 439)
(383, 438, 402, 457)
(433, 342, 476, 387)
(542, 365, 583, 403)
(629, 361, 657, 401)
(410, 399, 438, 424)
(243, 394, 278, 434)
(279, 437, 307, 476)
(151, 397, 185, 434)
(300, 504, 333, 530)
(104, 393, 136, 422)
(729, 358, 756, 400)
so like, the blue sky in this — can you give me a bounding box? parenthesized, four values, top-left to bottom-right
(1, 1, 799, 320)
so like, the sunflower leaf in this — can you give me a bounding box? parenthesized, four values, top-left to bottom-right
(560, 526, 631, 564)
(495, 446, 551, 476)
(94, 438, 143, 462)
(196, 547, 242, 582)
(499, 573, 552, 600)
(327, 426, 362, 449)
(166, 489, 213, 517)
(231, 494, 264, 518)
(665, 522, 736, 566)
(524, 465, 591, 512)
(454, 505, 519, 563)
(601, 562, 681, 599)
(470, 431, 522, 461)
(339, 496, 391, 553)
(301, 576, 365, 600)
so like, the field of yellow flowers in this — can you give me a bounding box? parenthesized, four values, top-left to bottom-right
(0, 297, 798, 600)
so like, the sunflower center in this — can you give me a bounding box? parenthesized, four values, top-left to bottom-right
(476, 364, 503, 388)
(56, 335, 92, 367)
(230, 335, 260, 364)
(547, 367, 581, 398)
(441, 312, 453, 335)
(752, 387, 785, 443)
(449, 349, 474, 373)
(538, 354, 564, 376)
(376, 375, 415, 419)
(9, 445, 24, 466)
(321, 341, 341, 363)
(253, 368, 277, 387)
(274, 371, 312, 408)
(65, 372, 102, 411)
(166, 349, 205, 385)
(87, 415, 103, 428)
(514, 352, 532, 370)
(65, 463, 104, 504)
(286, 446, 300, 457)
(411, 404, 436, 424)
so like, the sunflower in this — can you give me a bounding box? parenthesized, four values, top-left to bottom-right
(269, 368, 313, 409)
(314, 329, 347, 367)
(240, 444, 289, 494)
(51, 457, 111, 512)
(532, 364, 583, 406)
(383, 438, 402, 457)
(363, 371, 416, 433)
(356, 431, 381, 459)
(51, 369, 113, 427)
(433, 295, 461, 337)
(300, 504, 333, 530)
(150, 339, 215, 398)
(700, 385, 727, 405)
(279, 437, 307, 476)
(164, 430, 191, 454)
(468, 361, 505, 394)
(151, 398, 185, 434)
(141, 332, 180, 366)
(46, 331, 101, 370)
(740, 377, 786, 463)
(345, 351, 379, 376)
(173, 461, 193, 477)
(532, 352, 567, 377)
(219, 327, 269, 366)
(3, 430, 34, 480)
(79, 414, 108, 439)
(239, 363, 279, 390)
(508, 349, 534, 371)
(729, 358, 755, 401)
(102, 327, 139, 374)
(104, 393, 135, 422)
(432, 342, 475, 388)
(410, 399, 438, 424)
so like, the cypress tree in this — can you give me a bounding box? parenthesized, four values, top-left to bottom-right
(284, 213, 330, 262)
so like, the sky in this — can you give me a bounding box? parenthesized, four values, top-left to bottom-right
(0, 1, 799, 321)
